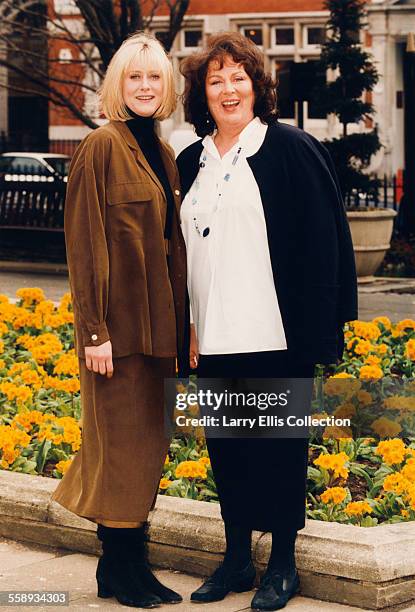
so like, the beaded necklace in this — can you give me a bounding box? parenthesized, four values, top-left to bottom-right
(192, 145, 243, 238)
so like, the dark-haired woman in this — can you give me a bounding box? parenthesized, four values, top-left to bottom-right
(177, 32, 357, 611)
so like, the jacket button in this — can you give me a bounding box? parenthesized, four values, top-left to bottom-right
(91, 334, 98, 341)
(174, 189, 180, 196)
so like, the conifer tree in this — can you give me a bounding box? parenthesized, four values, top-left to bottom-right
(313, 0, 381, 204)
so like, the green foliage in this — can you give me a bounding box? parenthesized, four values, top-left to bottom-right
(312, 0, 382, 201)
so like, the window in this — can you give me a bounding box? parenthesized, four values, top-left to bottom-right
(274, 27, 294, 46)
(58, 48, 73, 63)
(305, 26, 326, 47)
(183, 30, 202, 49)
(304, 61, 326, 119)
(0, 156, 52, 181)
(154, 31, 170, 50)
(10, 157, 47, 174)
(242, 27, 263, 47)
(47, 158, 70, 176)
(274, 60, 295, 119)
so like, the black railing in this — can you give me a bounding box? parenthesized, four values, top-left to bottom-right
(0, 165, 404, 233)
(0, 179, 66, 231)
(344, 173, 403, 211)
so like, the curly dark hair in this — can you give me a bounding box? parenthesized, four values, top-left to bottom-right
(180, 32, 278, 137)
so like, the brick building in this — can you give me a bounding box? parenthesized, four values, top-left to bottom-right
(1, 0, 415, 177)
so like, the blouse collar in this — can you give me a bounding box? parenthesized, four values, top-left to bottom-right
(202, 117, 267, 160)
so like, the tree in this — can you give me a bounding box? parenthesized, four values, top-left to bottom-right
(0, 0, 190, 129)
(312, 0, 381, 205)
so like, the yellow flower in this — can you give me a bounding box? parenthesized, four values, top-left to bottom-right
(0, 424, 31, 467)
(372, 316, 392, 331)
(395, 319, 415, 335)
(364, 355, 381, 366)
(383, 473, 409, 495)
(334, 402, 356, 419)
(58, 293, 72, 311)
(371, 417, 402, 439)
(333, 372, 354, 378)
(354, 340, 374, 356)
(405, 339, 415, 361)
(20, 369, 42, 390)
(359, 365, 383, 380)
(345, 501, 373, 516)
(401, 459, 415, 483)
(35, 300, 55, 316)
(349, 320, 381, 341)
(55, 459, 72, 475)
(356, 390, 373, 406)
(53, 353, 79, 376)
(320, 486, 347, 505)
(323, 425, 353, 440)
(0, 359, 5, 369)
(384, 396, 415, 412)
(16, 287, 46, 306)
(175, 460, 207, 480)
(0, 322, 7, 336)
(376, 439, 406, 466)
(401, 509, 409, 518)
(12, 411, 45, 430)
(406, 485, 415, 511)
(0, 340, 3, 354)
(324, 375, 360, 398)
(376, 343, 389, 355)
(159, 478, 171, 490)
(313, 451, 350, 479)
(199, 456, 211, 467)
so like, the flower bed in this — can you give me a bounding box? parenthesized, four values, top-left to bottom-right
(0, 289, 414, 526)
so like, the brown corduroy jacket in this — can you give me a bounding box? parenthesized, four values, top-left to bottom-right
(64, 120, 187, 360)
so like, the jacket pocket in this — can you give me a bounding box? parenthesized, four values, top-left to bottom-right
(107, 182, 152, 205)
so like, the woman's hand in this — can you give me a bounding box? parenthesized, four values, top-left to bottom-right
(85, 340, 114, 378)
(190, 324, 199, 369)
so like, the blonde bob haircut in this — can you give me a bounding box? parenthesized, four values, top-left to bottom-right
(99, 32, 176, 121)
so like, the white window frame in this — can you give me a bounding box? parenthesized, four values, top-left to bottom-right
(271, 25, 295, 55)
(302, 25, 326, 51)
(181, 28, 203, 50)
(239, 25, 264, 50)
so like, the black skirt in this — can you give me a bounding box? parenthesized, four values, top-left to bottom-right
(197, 350, 315, 533)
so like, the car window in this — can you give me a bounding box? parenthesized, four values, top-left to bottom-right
(9, 157, 50, 174)
(47, 157, 70, 176)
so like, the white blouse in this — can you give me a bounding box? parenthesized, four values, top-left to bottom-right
(180, 117, 287, 355)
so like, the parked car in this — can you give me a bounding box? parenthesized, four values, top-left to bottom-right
(0, 153, 70, 183)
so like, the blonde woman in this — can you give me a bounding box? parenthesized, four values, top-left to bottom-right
(52, 33, 186, 608)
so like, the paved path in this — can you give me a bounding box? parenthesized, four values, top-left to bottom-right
(1, 270, 414, 322)
(0, 538, 400, 612)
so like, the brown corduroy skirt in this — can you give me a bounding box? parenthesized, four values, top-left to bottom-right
(52, 353, 175, 523)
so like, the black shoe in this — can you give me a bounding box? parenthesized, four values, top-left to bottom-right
(191, 562, 256, 603)
(96, 523, 182, 606)
(136, 562, 183, 604)
(251, 568, 300, 611)
(96, 556, 162, 608)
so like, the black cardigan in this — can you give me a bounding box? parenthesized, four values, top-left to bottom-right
(176, 121, 358, 372)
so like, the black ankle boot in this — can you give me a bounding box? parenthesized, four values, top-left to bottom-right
(251, 568, 299, 611)
(190, 561, 256, 603)
(133, 523, 182, 604)
(96, 525, 161, 608)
